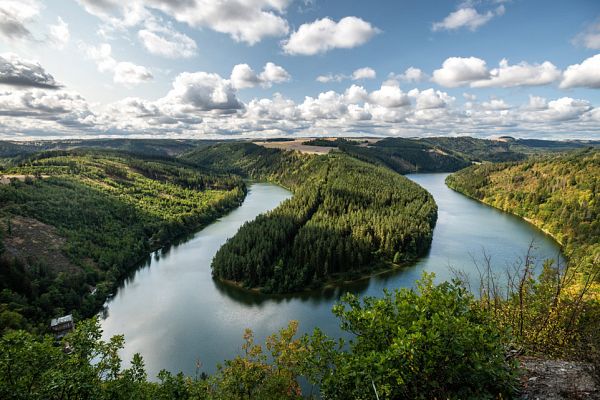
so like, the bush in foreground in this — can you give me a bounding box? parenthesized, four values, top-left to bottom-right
(0, 274, 518, 399)
(306, 273, 518, 399)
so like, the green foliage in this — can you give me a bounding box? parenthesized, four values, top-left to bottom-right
(446, 149, 599, 268)
(446, 149, 600, 357)
(0, 275, 519, 400)
(420, 137, 528, 162)
(0, 318, 147, 400)
(418, 136, 598, 164)
(207, 321, 309, 399)
(303, 136, 597, 171)
(304, 273, 518, 399)
(0, 317, 312, 400)
(1, 138, 594, 398)
(206, 147, 437, 293)
(181, 142, 305, 180)
(302, 138, 364, 147)
(0, 151, 245, 332)
(0, 139, 218, 163)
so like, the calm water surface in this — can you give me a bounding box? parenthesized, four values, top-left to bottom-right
(101, 175, 563, 378)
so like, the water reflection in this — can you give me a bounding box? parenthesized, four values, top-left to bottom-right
(100, 176, 564, 379)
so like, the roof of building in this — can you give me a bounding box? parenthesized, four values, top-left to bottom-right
(50, 314, 74, 327)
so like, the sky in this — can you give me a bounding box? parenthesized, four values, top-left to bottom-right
(0, 0, 599, 140)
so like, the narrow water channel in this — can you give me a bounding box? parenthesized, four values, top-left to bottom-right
(101, 174, 563, 378)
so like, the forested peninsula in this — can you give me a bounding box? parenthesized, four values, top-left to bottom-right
(1, 138, 599, 399)
(2, 138, 596, 329)
(184, 142, 437, 293)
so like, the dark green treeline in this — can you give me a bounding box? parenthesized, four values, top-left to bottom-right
(185, 143, 437, 293)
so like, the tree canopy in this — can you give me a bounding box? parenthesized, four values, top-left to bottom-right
(194, 146, 438, 293)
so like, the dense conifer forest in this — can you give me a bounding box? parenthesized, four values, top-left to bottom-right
(0, 138, 599, 399)
(0, 150, 244, 331)
(184, 142, 437, 292)
(210, 151, 437, 292)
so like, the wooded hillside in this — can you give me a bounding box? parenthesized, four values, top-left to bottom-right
(0, 151, 244, 332)
(446, 148, 599, 267)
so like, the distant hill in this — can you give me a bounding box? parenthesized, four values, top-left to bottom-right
(339, 137, 471, 173)
(273, 136, 600, 174)
(0, 139, 221, 162)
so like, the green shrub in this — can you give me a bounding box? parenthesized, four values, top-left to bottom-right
(306, 273, 518, 400)
(0, 275, 519, 399)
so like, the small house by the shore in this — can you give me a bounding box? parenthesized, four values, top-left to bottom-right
(50, 314, 75, 339)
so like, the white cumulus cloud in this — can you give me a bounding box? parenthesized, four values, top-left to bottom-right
(298, 90, 348, 120)
(82, 42, 153, 86)
(138, 25, 197, 58)
(369, 82, 410, 108)
(231, 64, 261, 89)
(77, 0, 291, 45)
(433, 57, 561, 88)
(113, 62, 154, 85)
(316, 67, 376, 83)
(352, 67, 376, 80)
(573, 20, 600, 50)
(397, 67, 426, 83)
(481, 99, 511, 110)
(49, 17, 70, 49)
(344, 84, 369, 103)
(432, 57, 489, 87)
(471, 59, 561, 88)
(259, 62, 291, 85)
(524, 95, 548, 111)
(162, 71, 243, 112)
(230, 62, 290, 89)
(408, 88, 454, 109)
(282, 16, 380, 55)
(0, 0, 40, 41)
(522, 97, 592, 122)
(0, 88, 97, 136)
(316, 74, 345, 83)
(560, 54, 600, 89)
(0, 53, 61, 89)
(432, 5, 504, 32)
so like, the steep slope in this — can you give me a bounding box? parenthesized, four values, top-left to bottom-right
(0, 151, 244, 332)
(446, 148, 599, 266)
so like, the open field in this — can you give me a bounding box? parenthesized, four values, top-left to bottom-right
(0, 175, 48, 185)
(253, 137, 382, 154)
(253, 138, 334, 154)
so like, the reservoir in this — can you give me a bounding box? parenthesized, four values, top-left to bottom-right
(100, 174, 564, 378)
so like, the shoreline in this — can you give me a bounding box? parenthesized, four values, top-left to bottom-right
(445, 181, 565, 250)
(99, 186, 248, 309)
(213, 259, 420, 297)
